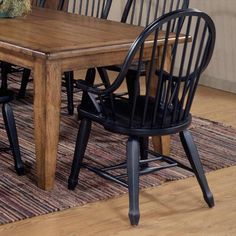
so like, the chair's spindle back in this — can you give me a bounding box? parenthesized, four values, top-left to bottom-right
(32, 0, 66, 10)
(122, 0, 189, 27)
(69, 0, 112, 19)
(32, 0, 45, 7)
(106, 10, 215, 130)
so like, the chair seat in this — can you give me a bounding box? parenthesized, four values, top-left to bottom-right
(0, 89, 14, 104)
(79, 95, 191, 136)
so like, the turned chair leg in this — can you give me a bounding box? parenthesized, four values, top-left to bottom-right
(127, 136, 140, 226)
(1, 62, 11, 91)
(179, 130, 214, 208)
(65, 71, 74, 115)
(18, 68, 31, 98)
(68, 118, 92, 190)
(2, 103, 24, 175)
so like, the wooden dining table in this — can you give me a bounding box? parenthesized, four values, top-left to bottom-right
(0, 7, 180, 190)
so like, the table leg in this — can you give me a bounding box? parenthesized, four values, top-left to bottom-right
(152, 135, 170, 156)
(34, 59, 62, 190)
(149, 46, 171, 156)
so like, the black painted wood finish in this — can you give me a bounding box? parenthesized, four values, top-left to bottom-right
(68, 9, 216, 225)
(122, 0, 189, 26)
(0, 90, 24, 175)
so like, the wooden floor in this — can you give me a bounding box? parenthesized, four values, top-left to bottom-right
(0, 85, 236, 236)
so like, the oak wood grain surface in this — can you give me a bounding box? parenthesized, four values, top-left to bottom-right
(0, 7, 184, 60)
(0, 7, 180, 190)
(0, 85, 235, 235)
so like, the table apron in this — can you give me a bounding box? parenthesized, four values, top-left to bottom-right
(0, 46, 156, 73)
(0, 49, 35, 70)
(60, 47, 155, 72)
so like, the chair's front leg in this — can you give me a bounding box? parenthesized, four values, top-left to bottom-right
(127, 136, 140, 226)
(2, 103, 24, 175)
(18, 68, 31, 98)
(180, 129, 214, 208)
(68, 118, 92, 190)
(1, 62, 11, 90)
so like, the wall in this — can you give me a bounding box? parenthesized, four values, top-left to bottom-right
(109, 0, 236, 93)
(67, 0, 236, 93)
(190, 0, 236, 93)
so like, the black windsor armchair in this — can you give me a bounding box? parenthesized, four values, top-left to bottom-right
(68, 8, 216, 225)
(96, 0, 188, 166)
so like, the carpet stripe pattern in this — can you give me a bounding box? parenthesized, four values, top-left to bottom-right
(0, 73, 235, 224)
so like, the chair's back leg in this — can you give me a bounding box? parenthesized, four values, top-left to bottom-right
(127, 136, 140, 225)
(1, 62, 11, 90)
(68, 118, 92, 190)
(18, 68, 31, 98)
(97, 67, 111, 87)
(2, 103, 24, 175)
(64, 71, 74, 115)
(179, 130, 214, 208)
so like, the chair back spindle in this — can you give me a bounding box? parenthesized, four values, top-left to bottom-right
(84, 9, 216, 134)
(121, 0, 189, 27)
(68, 0, 112, 19)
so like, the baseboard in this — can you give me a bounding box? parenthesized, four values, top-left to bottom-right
(200, 75, 236, 94)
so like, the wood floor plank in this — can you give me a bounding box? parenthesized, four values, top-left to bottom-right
(0, 85, 235, 235)
(1, 166, 236, 236)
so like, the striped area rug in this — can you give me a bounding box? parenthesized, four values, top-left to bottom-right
(0, 73, 236, 225)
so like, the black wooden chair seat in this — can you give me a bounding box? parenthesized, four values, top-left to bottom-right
(80, 93, 191, 136)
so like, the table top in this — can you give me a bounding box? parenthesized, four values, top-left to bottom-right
(0, 7, 182, 60)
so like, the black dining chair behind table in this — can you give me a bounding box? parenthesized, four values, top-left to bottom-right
(0, 89, 24, 175)
(0, 0, 47, 98)
(62, 0, 113, 115)
(15, 0, 113, 115)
